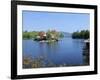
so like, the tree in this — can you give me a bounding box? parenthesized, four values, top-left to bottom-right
(59, 33, 64, 38)
(46, 30, 59, 40)
(72, 30, 89, 39)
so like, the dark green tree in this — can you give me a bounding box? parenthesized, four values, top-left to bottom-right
(72, 30, 89, 39)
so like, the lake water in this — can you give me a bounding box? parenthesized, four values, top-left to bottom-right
(23, 38, 85, 67)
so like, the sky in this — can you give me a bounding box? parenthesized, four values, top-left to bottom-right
(22, 10, 90, 33)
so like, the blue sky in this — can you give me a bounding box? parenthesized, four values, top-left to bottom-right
(22, 11, 90, 33)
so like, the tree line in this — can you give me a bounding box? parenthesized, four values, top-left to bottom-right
(23, 31, 38, 39)
(23, 30, 64, 39)
(72, 30, 89, 39)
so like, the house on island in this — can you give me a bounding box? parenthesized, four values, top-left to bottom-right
(35, 31, 47, 41)
(34, 30, 59, 41)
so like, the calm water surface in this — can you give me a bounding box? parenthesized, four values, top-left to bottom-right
(23, 38, 85, 66)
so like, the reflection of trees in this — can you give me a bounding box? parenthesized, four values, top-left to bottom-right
(83, 42, 89, 65)
(46, 42, 58, 54)
(38, 42, 59, 67)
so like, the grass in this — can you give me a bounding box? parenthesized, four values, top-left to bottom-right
(23, 55, 89, 69)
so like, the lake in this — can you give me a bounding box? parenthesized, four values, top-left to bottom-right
(23, 38, 85, 68)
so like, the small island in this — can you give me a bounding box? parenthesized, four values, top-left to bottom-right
(23, 30, 65, 43)
(34, 30, 59, 42)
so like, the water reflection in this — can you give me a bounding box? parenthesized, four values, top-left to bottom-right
(82, 42, 89, 65)
(23, 38, 89, 68)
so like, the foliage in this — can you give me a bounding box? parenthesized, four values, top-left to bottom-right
(46, 30, 60, 40)
(23, 30, 64, 40)
(59, 33, 64, 38)
(23, 31, 38, 39)
(72, 30, 89, 39)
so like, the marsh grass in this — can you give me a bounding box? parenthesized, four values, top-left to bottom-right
(23, 55, 87, 69)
